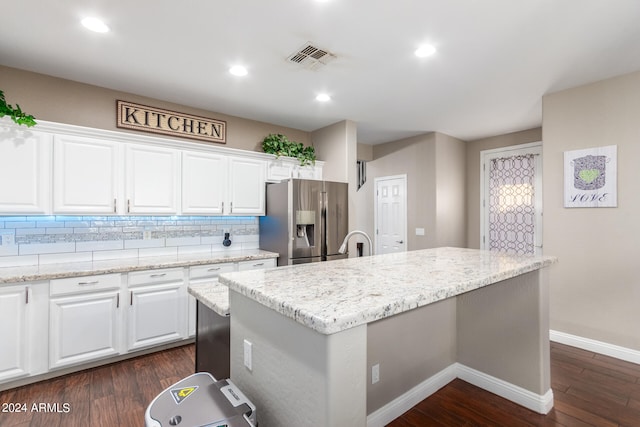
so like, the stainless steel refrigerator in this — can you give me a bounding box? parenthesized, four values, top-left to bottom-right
(259, 179, 349, 266)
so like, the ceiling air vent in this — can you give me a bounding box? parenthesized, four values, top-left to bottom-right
(287, 42, 336, 70)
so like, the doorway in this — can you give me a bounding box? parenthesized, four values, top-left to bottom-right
(374, 175, 407, 255)
(480, 142, 542, 255)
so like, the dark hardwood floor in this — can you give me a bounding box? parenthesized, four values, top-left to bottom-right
(1, 342, 639, 426)
(389, 342, 640, 427)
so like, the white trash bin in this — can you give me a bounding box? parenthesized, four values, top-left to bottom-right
(145, 372, 256, 427)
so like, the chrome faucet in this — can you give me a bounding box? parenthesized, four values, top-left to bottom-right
(338, 230, 374, 256)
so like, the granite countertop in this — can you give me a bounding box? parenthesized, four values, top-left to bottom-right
(0, 249, 278, 284)
(218, 247, 557, 335)
(189, 281, 230, 316)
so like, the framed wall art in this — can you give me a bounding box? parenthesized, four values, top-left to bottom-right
(564, 145, 617, 208)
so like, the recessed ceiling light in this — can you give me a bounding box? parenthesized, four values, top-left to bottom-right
(81, 17, 110, 33)
(229, 65, 248, 76)
(316, 93, 331, 102)
(415, 44, 436, 58)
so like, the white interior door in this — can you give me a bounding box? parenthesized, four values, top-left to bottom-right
(375, 175, 407, 255)
(480, 143, 543, 255)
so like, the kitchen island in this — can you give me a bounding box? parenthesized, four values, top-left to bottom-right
(216, 247, 556, 427)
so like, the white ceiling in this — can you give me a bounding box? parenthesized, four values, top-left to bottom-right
(2, 0, 640, 144)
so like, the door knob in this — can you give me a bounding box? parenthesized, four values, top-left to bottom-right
(396, 240, 404, 244)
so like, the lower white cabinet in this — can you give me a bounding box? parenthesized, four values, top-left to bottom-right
(0, 282, 48, 382)
(49, 274, 123, 370)
(127, 268, 187, 351)
(237, 258, 277, 271)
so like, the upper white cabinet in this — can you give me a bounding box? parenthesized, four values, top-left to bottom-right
(53, 135, 120, 214)
(227, 157, 266, 215)
(0, 124, 51, 214)
(1, 120, 276, 216)
(125, 144, 181, 214)
(183, 153, 266, 216)
(182, 151, 227, 215)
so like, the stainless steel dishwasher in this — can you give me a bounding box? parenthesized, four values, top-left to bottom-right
(195, 301, 230, 380)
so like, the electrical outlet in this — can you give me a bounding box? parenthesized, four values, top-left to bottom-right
(0, 233, 15, 246)
(372, 364, 380, 384)
(244, 339, 253, 371)
(143, 231, 152, 240)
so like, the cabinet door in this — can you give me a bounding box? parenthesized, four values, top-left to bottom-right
(0, 124, 51, 213)
(182, 151, 227, 214)
(0, 285, 29, 381)
(49, 290, 122, 369)
(125, 144, 180, 214)
(53, 135, 120, 214)
(127, 282, 186, 351)
(227, 157, 266, 215)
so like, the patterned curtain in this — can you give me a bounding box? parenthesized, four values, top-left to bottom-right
(488, 154, 537, 255)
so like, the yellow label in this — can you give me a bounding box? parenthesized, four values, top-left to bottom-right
(170, 386, 198, 404)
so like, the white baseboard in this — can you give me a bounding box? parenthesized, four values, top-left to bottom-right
(366, 365, 457, 427)
(455, 363, 554, 414)
(366, 362, 553, 426)
(550, 329, 640, 365)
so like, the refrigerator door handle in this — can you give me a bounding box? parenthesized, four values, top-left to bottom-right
(320, 191, 328, 259)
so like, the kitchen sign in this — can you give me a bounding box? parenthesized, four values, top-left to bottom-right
(563, 145, 617, 208)
(116, 100, 226, 144)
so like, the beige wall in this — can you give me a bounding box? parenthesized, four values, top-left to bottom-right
(352, 132, 466, 253)
(367, 298, 456, 413)
(435, 133, 467, 247)
(543, 71, 640, 351)
(371, 133, 438, 250)
(465, 128, 542, 248)
(0, 65, 310, 153)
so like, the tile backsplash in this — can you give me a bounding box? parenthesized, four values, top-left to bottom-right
(0, 215, 259, 267)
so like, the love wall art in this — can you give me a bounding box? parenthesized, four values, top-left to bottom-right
(564, 145, 617, 208)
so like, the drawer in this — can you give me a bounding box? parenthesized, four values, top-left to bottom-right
(127, 268, 184, 287)
(50, 273, 121, 297)
(237, 258, 276, 271)
(189, 262, 235, 280)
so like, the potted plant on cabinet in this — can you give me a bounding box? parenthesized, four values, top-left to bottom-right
(0, 90, 37, 127)
(261, 133, 316, 166)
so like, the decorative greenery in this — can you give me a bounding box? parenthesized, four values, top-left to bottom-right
(261, 133, 316, 166)
(0, 90, 37, 127)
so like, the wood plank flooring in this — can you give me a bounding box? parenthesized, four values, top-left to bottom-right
(0, 345, 195, 427)
(388, 342, 640, 427)
(1, 341, 639, 426)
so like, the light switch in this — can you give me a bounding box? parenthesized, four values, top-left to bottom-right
(415, 228, 425, 236)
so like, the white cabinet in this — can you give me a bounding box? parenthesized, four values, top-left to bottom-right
(187, 262, 236, 337)
(49, 274, 123, 370)
(227, 157, 266, 215)
(182, 151, 227, 215)
(237, 258, 277, 271)
(266, 156, 324, 182)
(53, 135, 121, 214)
(127, 268, 187, 351)
(0, 282, 48, 383)
(182, 153, 266, 216)
(125, 144, 180, 214)
(0, 124, 51, 213)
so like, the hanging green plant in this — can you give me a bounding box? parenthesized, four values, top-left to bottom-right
(261, 133, 316, 166)
(0, 90, 37, 127)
